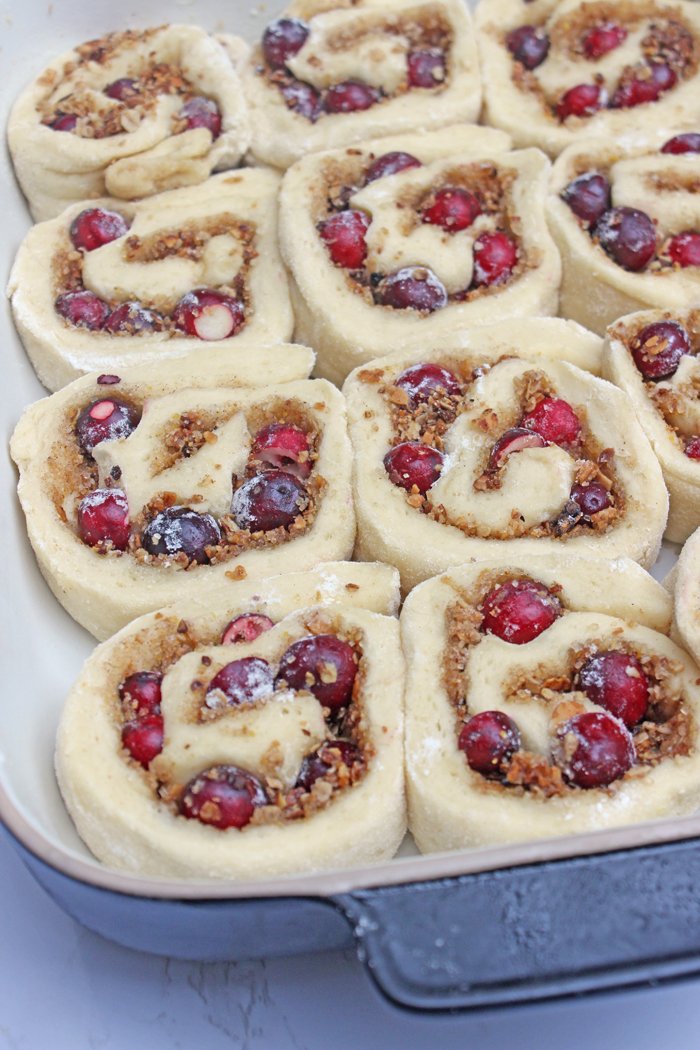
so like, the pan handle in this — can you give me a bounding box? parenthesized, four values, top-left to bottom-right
(333, 838, 700, 1011)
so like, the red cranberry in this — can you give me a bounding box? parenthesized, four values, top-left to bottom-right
(571, 481, 612, 516)
(172, 289, 245, 340)
(121, 715, 164, 767)
(662, 133, 700, 155)
(685, 437, 700, 459)
(205, 657, 274, 708)
(365, 151, 422, 183)
(488, 427, 547, 470)
(104, 302, 165, 334)
(281, 79, 322, 121)
(423, 187, 481, 232)
(374, 266, 448, 311)
(407, 48, 446, 88)
(178, 97, 221, 139)
(668, 231, 700, 268)
(631, 321, 689, 380)
(556, 83, 604, 120)
(119, 671, 163, 717)
(611, 63, 677, 108)
(262, 17, 309, 68)
(276, 635, 357, 710)
(395, 362, 461, 404)
(180, 765, 268, 828)
(55, 290, 110, 330)
(49, 112, 77, 131)
(296, 740, 360, 791)
(472, 231, 518, 287)
(594, 207, 656, 271)
(582, 22, 627, 59)
(221, 614, 274, 645)
(384, 441, 443, 493)
(97, 374, 121, 385)
(141, 506, 221, 563)
(76, 397, 140, 454)
(231, 470, 307, 532)
(577, 650, 649, 726)
(250, 424, 311, 480)
(506, 25, 550, 70)
(458, 711, 521, 775)
(104, 78, 138, 101)
(77, 488, 130, 550)
(561, 172, 611, 225)
(324, 80, 379, 114)
(521, 397, 581, 445)
(554, 711, 635, 788)
(70, 208, 129, 251)
(481, 578, 562, 644)
(318, 209, 370, 268)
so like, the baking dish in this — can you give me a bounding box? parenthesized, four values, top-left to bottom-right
(5, 0, 700, 1013)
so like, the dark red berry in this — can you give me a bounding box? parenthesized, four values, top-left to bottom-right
(55, 290, 110, 330)
(250, 424, 311, 480)
(178, 96, 221, 139)
(221, 614, 275, 645)
(121, 715, 164, 767)
(407, 48, 446, 88)
(205, 657, 274, 708)
(384, 441, 443, 493)
(395, 362, 461, 404)
(104, 302, 165, 334)
(119, 671, 163, 718)
(180, 765, 268, 828)
(554, 711, 635, 788)
(686, 437, 700, 459)
(374, 266, 448, 311)
(570, 481, 612, 516)
(423, 187, 481, 231)
(97, 374, 121, 385)
(577, 650, 649, 726)
(481, 578, 562, 644)
(77, 488, 130, 550)
(458, 711, 521, 775)
(172, 289, 245, 340)
(582, 22, 627, 59)
(506, 25, 550, 70)
(365, 151, 422, 182)
(561, 171, 611, 225)
(281, 79, 322, 121)
(75, 397, 140, 454)
(488, 427, 547, 470)
(231, 470, 307, 532)
(70, 208, 129, 251)
(104, 78, 138, 101)
(611, 63, 677, 108)
(318, 209, 370, 268)
(296, 740, 360, 791)
(557, 83, 604, 120)
(521, 397, 581, 445)
(662, 133, 700, 155)
(472, 231, 518, 287)
(631, 321, 689, 380)
(668, 231, 700, 268)
(276, 634, 357, 710)
(141, 506, 221, 563)
(262, 17, 309, 68)
(49, 112, 77, 131)
(594, 207, 656, 271)
(324, 80, 379, 114)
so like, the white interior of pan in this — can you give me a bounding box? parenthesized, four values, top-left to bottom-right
(3, 0, 700, 901)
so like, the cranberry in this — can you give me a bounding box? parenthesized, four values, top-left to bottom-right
(296, 740, 360, 791)
(262, 18, 309, 68)
(685, 437, 700, 459)
(556, 83, 604, 120)
(407, 48, 446, 88)
(458, 711, 521, 775)
(324, 80, 379, 114)
(554, 711, 635, 788)
(55, 290, 110, 330)
(281, 80, 322, 121)
(662, 133, 700, 155)
(276, 634, 357, 710)
(561, 172, 611, 225)
(374, 266, 448, 311)
(631, 321, 689, 380)
(76, 397, 140, 454)
(384, 441, 443, 493)
(172, 289, 245, 340)
(570, 481, 612, 516)
(119, 671, 163, 717)
(121, 715, 164, 767)
(395, 362, 461, 404)
(70, 208, 129, 251)
(521, 397, 581, 445)
(49, 112, 77, 131)
(582, 22, 627, 59)
(77, 488, 130, 550)
(594, 207, 656, 271)
(611, 63, 677, 108)
(104, 302, 164, 334)
(668, 231, 700, 268)
(423, 187, 481, 232)
(205, 657, 274, 707)
(506, 25, 550, 70)
(488, 427, 547, 470)
(472, 231, 518, 287)
(97, 374, 121, 385)
(577, 650, 649, 726)
(318, 209, 370, 268)
(179, 765, 268, 828)
(481, 578, 562, 644)
(365, 151, 422, 183)
(104, 78, 138, 101)
(250, 424, 311, 480)
(231, 470, 307, 531)
(178, 96, 221, 139)
(221, 614, 274, 645)
(141, 506, 221, 563)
